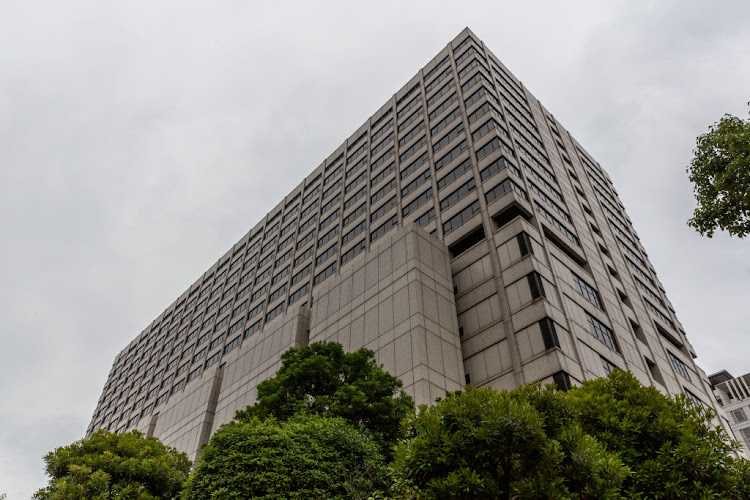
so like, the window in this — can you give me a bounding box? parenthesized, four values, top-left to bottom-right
(182, 343, 195, 358)
(317, 225, 339, 248)
(300, 199, 318, 218)
(402, 169, 431, 197)
(552, 371, 572, 391)
(527, 272, 546, 299)
(630, 320, 647, 343)
(232, 300, 248, 317)
(294, 246, 314, 267)
(425, 65, 451, 93)
(288, 282, 310, 305)
(291, 264, 312, 285)
(255, 267, 271, 285)
(244, 319, 263, 338)
(426, 79, 455, 107)
(397, 93, 421, 119)
(448, 227, 485, 257)
(645, 357, 665, 385)
(296, 230, 316, 250)
(344, 186, 366, 211)
(398, 136, 426, 163)
(399, 121, 425, 147)
(644, 300, 676, 330)
(342, 220, 367, 245)
(401, 152, 429, 181)
(571, 272, 602, 309)
(187, 366, 202, 382)
(228, 318, 244, 335)
(371, 196, 397, 223)
(224, 335, 241, 354)
(730, 408, 747, 424)
(539, 318, 559, 350)
(741, 428, 750, 449)
(517, 232, 533, 256)
(536, 202, 580, 247)
(461, 71, 488, 94)
(600, 356, 617, 375)
(320, 197, 340, 219)
(141, 403, 154, 418)
(485, 178, 527, 205)
(266, 303, 284, 322)
(346, 199, 367, 227)
(193, 347, 207, 363)
(341, 239, 367, 265)
(468, 101, 500, 125)
(171, 379, 185, 394)
(209, 334, 225, 351)
(475, 136, 513, 161)
(371, 215, 399, 242)
(277, 234, 294, 251)
(443, 200, 481, 235)
(251, 283, 269, 302)
(269, 283, 288, 303)
(430, 108, 460, 137)
(371, 179, 395, 204)
(214, 316, 229, 331)
(402, 188, 433, 217)
(414, 208, 436, 227)
(457, 57, 488, 80)
(428, 93, 457, 121)
(274, 249, 292, 268)
(668, 351, 691, 381)
(205, 351, 221, 368)
(314, 262, 337, 285)
(683, 388, 705, 409)
(440, 178, 475, 211)
(398, 106, 423, 132)
(247, 301, 265, 320)
(437, 158, 472, 191)
(218, 300, 232, 316)
(584, 312, 619, 352)
(371, 118, 392, 141)
(434, 140, 468, 171)
(371, 162, 395, 187)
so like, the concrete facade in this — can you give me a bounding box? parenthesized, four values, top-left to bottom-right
(87, 28, 732, 459)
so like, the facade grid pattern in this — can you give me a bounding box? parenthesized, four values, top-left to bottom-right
(87, 29, 730, 459)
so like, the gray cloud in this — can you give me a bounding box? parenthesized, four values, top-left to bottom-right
(1, 1, 749, 497)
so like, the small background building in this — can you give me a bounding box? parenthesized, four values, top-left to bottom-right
(710, 370, 750, 457)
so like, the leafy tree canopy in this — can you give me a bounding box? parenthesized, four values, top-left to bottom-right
(391, 385, 628, 500)
(566, 369, 750, 499)
(687, 106, 750, 238)
(33, 430, 191, 500)
(182, 414, 387, 500)
(235, 341, 414, 452)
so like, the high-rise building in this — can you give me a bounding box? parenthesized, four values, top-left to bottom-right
(710, 370, 750, 457)
(87, 28, 730, 459)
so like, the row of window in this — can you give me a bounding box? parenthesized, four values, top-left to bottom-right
(98, 36, 598, 427)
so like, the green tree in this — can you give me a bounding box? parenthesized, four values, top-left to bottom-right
(567, 369, 749, 499)
(687, 106, 750, 238)
(182, 414, 388, 500)
(235, 341, 413, 453)
(391, 386, 628, 500)
(33, 430, 191, 500)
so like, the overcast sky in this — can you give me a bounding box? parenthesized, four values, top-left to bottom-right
(1, 1, 748, 497)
